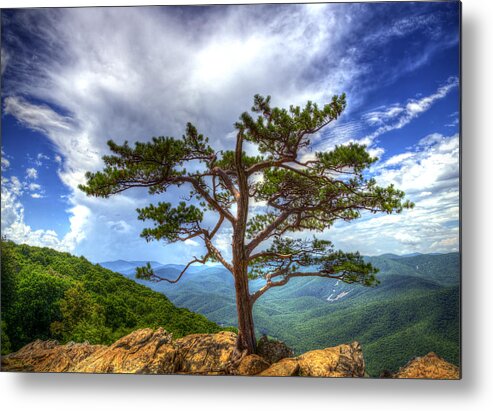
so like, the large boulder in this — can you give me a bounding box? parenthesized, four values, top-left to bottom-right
(259, 358, 300, 377)
(236, 354, 271, 376)
(256, 335, 294, 364)
(173, 331, 237, 375)
(72, 328, 177, 374)
(393, 352, 460, 380)
(260, 341, 365, 378)
(1, 339, 104, 373)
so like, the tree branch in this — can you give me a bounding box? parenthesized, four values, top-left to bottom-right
(246, 210, 290, 255)
(203, 235, 233, 273)
(146, 254, 211, 284)
(212, 167, 240, 200)
(250, 270, 344, 303)
(176, 176, 236, 223)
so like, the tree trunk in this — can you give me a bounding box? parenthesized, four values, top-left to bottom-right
(232, 130, 256, 355)
(233, 264, 256, 355)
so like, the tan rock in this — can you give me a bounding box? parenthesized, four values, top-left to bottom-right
(1, 339, 104, 373)
(259, 341, 364, 378)
(174, 331, 237, 375)
(256, 335, 293, 364)
(1, 330, 366, 378)
(298, 341, 365, 377)
(393, 352, 460, 380)
(236, 354, 270, 376)
(72, 328, 176, 374)
(259, 358, 300, 376)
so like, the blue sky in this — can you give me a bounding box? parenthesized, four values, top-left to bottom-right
(1, 2, 460, 263)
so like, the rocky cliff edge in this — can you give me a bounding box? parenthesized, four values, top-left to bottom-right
(1, 328, 459, 379)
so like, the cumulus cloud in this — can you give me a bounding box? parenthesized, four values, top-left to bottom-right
(25, 167, 38, 179)
(325, 133, 459, 255)
(1, 5, 459, 260)
(28, 182, 41, 191)
(1, 5, 368, 261)
(1, 172, 90, 252)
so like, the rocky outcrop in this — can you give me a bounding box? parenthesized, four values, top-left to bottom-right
(236, 354, 271, 376)
(1, 329, 458, 379)
(259, 357, 300, 376)
(256, 335, 294, 364)
(71, 328, 177, 374)
(72, 328, 238, 374)
(2, 329, 363, 377)
(393, 352, 460, 380)
(260, 341, 365, 377)
(1, 339, 104, 373)
(173, 331, 237, 375)
(2, 328, 238, 375)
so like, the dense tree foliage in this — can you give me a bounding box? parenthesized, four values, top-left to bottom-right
(80, 94, 413, 354)
(0, 240, 227, 354)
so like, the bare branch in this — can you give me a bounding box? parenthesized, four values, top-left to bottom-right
(209, 214, 225, 240)
(149, 254, 210, 284)
(246, 157, 293, 176)
(250, 270, 344, 303)
(246, 210, 290, 255)
(204, 235, 233, 273)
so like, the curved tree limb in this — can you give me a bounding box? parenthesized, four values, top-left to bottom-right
(250, 270, 344, 303)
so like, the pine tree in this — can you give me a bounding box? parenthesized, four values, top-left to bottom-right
(80, 93, 413, 355)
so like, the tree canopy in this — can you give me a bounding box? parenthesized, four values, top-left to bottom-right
(80, 93, 413, 354)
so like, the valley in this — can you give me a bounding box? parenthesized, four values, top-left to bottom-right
(100, 252, 460, 376)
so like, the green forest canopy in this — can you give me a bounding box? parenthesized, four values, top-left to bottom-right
(1, 240, 229, 354)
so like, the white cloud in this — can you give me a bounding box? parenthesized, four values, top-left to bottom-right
(393, 232, 420, 246)
(1, 172, 90, 252)
(384, 152, 415, 167)
(1, 156, 10, 171)
(34, 152, 50, 166)
(312, 77, 458, 153)
(324, 133, 459, 255)
(1, 5, 368, 262)
(25, 167, 38, 179)
(3, 96, 72, 133)
(363, 105, 405, 126)
(360, 77, 458, 145)
(184, 239, 200, 247)
(1, 6, 459, 261)
(9, 176, 23, 196)
(1, 47, 9, 76)
(28, 182, 41, 191)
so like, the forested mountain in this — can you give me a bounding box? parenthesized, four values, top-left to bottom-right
(0, 239, 459, 377)
(0, 240, 227, 355)
(102, 252, 460, 376)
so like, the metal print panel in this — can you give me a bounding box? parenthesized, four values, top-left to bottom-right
(0, 1, 461, 379)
